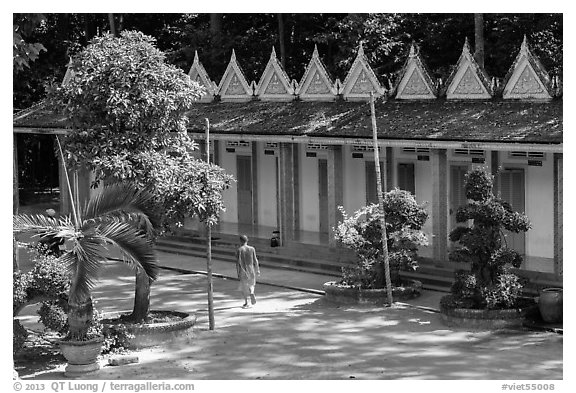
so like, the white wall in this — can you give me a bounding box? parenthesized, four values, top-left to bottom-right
(299, 144, 320, 232)
(257, 146, 278, 227)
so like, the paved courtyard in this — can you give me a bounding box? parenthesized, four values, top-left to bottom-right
(16, 254, 562, 380)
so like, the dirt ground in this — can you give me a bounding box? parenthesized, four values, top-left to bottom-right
(15, 263, 563, 380)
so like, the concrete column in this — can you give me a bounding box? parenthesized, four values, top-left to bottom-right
(278, 142, 295, 245)
(491, 150, 499, 195)
(554, 153, 563, 277)
(385, 146, 394, 191)
(251, 142, 259, 226)
(431, 149, 448, 265)
(328, 145, 344, 246)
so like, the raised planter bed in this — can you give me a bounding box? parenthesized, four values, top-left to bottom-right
(439, 295, 538, 330)
(102, 310, 196, 349)
(323, 279, 422, 305)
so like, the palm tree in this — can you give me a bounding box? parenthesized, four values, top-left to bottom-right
(13, 182, 160, 340)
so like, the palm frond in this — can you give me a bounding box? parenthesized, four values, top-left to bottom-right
(13, 214, 73, 237)
(95, 221, 159, 281)
(82, 182, 161, 238)
(66, 236, 109, 303)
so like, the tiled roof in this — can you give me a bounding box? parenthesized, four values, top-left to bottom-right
(309, 99, 562, 144)
(14, 99, 562, 145)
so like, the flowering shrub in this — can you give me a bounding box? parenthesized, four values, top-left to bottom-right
(335, 189, 428, 288)
(481, 273, 524, 309)
(13, 249, 70, 350)
(449, 168, 531, 309)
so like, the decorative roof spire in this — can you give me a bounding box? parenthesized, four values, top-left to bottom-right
(312, 44, 319, 59)
(62, 57, 74, 86)
(193, 50, 199, 64)
(408, 43, 416, 58)
(358, 41, 365, 56)
(231, 49, 236, 61)
(271, 46, 277, 59)
(462, 37, 472, 54)
(521, 34, 528, 51)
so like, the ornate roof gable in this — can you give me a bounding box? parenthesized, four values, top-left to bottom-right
(295, 45, 338, 101)
(395, 44, 437, 100)
(188, 51, 217, 102)
(340, 43, 386, 101)
(62, 58, 74, 86)
(255, 47, 295, 101)
(217, 50, 254, 102)
(502, 36, 553, 100)
(445, 38, 493, 100)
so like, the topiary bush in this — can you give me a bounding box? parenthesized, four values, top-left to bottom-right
(335, 188, 429, 289)
(448, 168, 531, 309)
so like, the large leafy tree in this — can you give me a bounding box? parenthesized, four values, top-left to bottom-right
(47, 30, 233, 322)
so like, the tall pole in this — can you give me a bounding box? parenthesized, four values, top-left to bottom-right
(205, 118, 215, 330)
(370, 92, 393, 306)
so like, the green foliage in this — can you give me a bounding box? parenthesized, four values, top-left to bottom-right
(335, 189, 428, 288)
(14, 13, 562, 110)
(13, 14, 47, 73)
(28, 253, 69, 300)
(481, 273, 524, 309)
(101, 323, 135, 355)
(14, 182, 159, 340)
(449, 168, 531, 309)
(13, 270, 31, 315)
(46, 30, 233, 229)
(13, 320, 28, 354)
(13, 251, 69, 352)
(38, 300, 68, 333)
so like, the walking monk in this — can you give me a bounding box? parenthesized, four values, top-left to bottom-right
(236, 235, 261, 308)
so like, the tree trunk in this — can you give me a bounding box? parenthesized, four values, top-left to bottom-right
(108, 14, 117, 36)
(209, 13, 223, 36)
(474, 13, 485, 70)
(131, 268, 151, 323)
(67, 294, 94, 340)
(277, 14, 286, 69)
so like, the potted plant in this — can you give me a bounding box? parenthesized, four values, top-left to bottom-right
(440, 168, 534, 329)
(325, 189, 429, 304)
(13, 181, 159, 377)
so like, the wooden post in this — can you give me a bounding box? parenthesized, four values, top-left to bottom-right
(370, 92, 393, 306)
(205, 118, 215, 330)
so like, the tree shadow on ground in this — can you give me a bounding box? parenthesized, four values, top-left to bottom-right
(17, 265, 563, 380)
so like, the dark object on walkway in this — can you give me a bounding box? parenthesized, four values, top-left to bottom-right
(270, 230, 280, 247)
(108, 355, 139, 366)
(538, 288, 563, 323)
